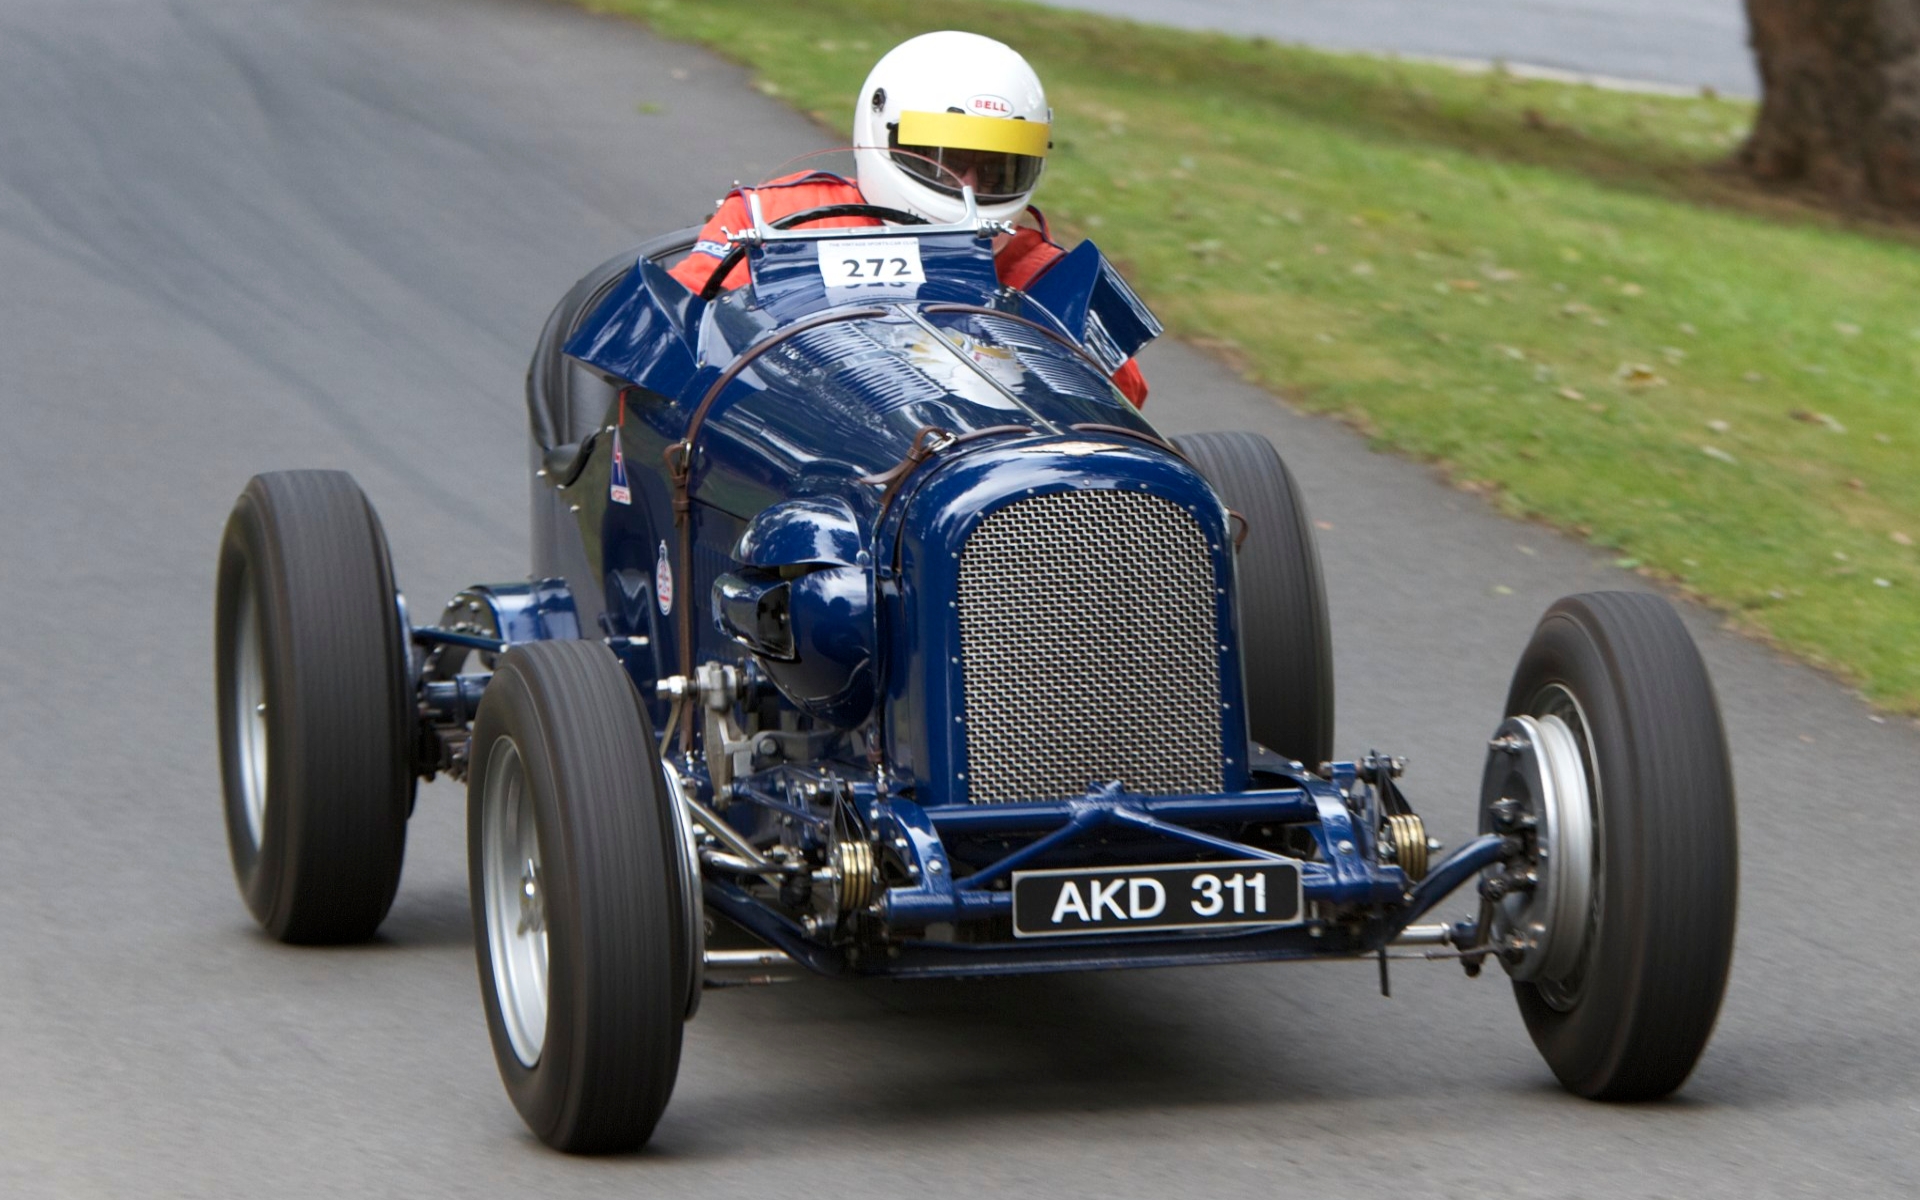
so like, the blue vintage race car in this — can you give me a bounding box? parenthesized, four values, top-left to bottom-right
(215, 184, 1738, 1153)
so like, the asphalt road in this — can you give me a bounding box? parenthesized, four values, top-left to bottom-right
(2, 0, 1913, 1196)
(1034, 0, 1758, 96)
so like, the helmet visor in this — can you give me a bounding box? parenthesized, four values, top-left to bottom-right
(888, 110, 1048, 203)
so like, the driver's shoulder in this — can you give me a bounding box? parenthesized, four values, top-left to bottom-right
(996, 207, 1067, 290)
(729, 171, 863, 214)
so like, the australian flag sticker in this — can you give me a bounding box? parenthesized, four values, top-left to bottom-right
(609, 394, 632, 505)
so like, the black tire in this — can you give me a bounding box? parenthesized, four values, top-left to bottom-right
(467, 640, 688, 1154)
(1174, 431, 1335, 767)
(1500, 591, 1737, 1100)
(215, 470, 413, 944)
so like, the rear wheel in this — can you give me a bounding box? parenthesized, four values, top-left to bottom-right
(468, 640, 691, 1153)
(214, 470, 413, 943)
(1175, 431, 1334, 767)
(1483, 591, 1737, 1099)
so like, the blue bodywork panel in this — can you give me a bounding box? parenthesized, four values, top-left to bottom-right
(1021, 239, 1165, 373)
(451, 216, 1486, 980)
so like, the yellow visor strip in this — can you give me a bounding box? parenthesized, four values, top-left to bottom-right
(895, 110, 1051, 158)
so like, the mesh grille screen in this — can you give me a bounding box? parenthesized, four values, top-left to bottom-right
(957, 489, 1224, 803)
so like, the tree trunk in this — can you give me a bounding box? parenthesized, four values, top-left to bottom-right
(1742, 0, 1920, 210)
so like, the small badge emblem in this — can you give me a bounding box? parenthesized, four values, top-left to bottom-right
(655, 540, 674, 616)
(610, 395, 632, 505)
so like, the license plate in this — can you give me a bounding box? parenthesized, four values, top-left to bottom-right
(1010, 860, 1304, 939)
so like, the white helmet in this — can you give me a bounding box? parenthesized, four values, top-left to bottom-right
(852, 32, 1052, 226)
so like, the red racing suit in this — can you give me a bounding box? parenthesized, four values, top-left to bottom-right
(668, 171, 1149, 407)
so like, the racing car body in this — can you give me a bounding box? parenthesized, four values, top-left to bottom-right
(215, 186, 1740, 1153)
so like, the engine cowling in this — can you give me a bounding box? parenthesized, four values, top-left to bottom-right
(716, 497, 876, 728)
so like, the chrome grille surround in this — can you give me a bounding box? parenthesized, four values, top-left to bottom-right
(956, 489, 1225, 803)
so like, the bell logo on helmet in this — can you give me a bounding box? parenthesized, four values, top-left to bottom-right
(966, 94, 1013, 116)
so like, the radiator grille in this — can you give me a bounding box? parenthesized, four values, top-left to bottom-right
(956, 489, 1224, 803)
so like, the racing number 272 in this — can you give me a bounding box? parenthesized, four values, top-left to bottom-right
(841, 256, 913, 280)
(1191, 871, 1267, 917)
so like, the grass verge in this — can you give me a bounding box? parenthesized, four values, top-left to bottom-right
(587, 0, 1920, 712)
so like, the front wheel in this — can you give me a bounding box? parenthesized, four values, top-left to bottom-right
(1174, 431, 1334, 767)
(214, 470, 413, 943)
(1481, 591, 1737, 1100)
(468, 640, 692, 1153)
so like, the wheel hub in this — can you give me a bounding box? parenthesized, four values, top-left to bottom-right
(229, 579, 270, 851)
(517, 859, 544, 936)
(482, 736, 547, 1068)
(1480, 707, 1597, 987)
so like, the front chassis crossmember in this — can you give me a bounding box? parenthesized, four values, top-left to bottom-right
(409, 611, 1518, 988)
(699, 764, 1510, 981)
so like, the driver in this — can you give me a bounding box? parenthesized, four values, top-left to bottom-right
(667, 31, 1149, 407)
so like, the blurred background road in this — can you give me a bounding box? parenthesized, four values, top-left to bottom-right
(1033, 0, 1756, 94)
(1, 0, 1911, 1196)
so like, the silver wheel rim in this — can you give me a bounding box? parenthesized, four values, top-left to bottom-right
(1530, 685, 1602, 1009)
(231, 577, 269, 850)
(660, 758, 704, 1018)
(482, 737, 547, 1067)
(1485, 690, 1599, 997)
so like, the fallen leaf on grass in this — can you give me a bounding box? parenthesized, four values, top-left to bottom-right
(1448, 278, 1482, 291)
(1557, 386, 1585, 401)
(1893, 531, 1914, 547)
(1701, 445, 1738, 464)
(1875, 578, 1893, 587)
(1706, 419, 1730, 433)
(1848, 478, 1868, 491)
(1789, 409, 1847, 433)
(1620, 282, 1644, 297)
(1616, 363, 1667, 388)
